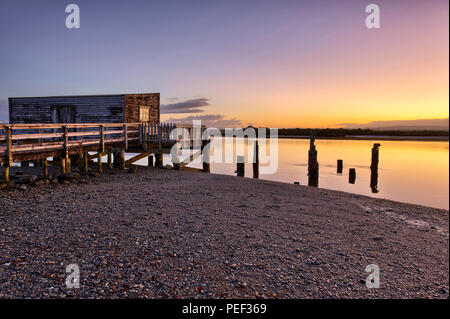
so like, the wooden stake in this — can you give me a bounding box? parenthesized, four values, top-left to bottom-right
(349, 168, 356, 184)
(337, 159, 343, 174)
(308, 133, 319, 187)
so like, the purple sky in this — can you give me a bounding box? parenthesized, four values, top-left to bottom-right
(0, 0, 448, 127)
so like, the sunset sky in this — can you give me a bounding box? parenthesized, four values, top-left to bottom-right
(0, 0, 448, 128)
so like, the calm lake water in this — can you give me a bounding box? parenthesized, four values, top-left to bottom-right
(130, 138, 449, 210)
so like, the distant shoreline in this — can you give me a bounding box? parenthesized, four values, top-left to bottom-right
(277, 135, 449, 142)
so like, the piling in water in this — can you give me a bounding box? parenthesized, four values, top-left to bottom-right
(370, 143, 381, 193)
(236, 156, 245, 177)
(308, 133, 319, 187)
(349, 168, 356, 184)
(253, 141, 259, 179)
(337, 159, 343, 174)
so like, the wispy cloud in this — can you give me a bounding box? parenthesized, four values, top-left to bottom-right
(161, 98, 210, 114)
(336, 118, 449, 131)
(164, 114, 242, 128)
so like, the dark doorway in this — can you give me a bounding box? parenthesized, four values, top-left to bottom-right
(51, 105, 76, 123)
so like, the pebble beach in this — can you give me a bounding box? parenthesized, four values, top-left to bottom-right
(0, 165, 448, 298)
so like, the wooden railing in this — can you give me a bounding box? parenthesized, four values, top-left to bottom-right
(0, 123, 139, 158)
(0, 122, 205, 161)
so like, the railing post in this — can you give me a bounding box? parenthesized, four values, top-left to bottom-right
(62, 125, 68, 174)
(3, 125, 12, 182)
(5, 125, 12, 167)
(100, 125, 105, 154)
(123, 124, 128, 150)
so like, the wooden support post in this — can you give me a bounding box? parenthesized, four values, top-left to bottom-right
(308, 133, 319, 187)
(60, 157, 66, 174)
(121, 148, 126, 170)
(43, 158, 48, 177)
(3, 166, 9, 183)
(155, 153, 163, 168)
(66, 157, 71, 174)
(236, 156, 245, 177)
(337, 159, 343, 174)
(83, 152, 89, 175)
(349, 168, 356, 184)
(201, 138, 211, 173)
(253, 140, 259, 179)
(123, 124, 128, 150)
(107, 149, 112, 168)
(148, 155, 154, 167)
(97, 152, 103, 173)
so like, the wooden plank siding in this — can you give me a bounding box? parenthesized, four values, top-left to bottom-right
(8, 93, 160, 125)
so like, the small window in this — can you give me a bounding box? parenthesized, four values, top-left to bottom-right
(139, 107, 150, 122)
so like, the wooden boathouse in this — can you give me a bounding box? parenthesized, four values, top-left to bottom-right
(8, 93, 160, 124)
(1, 93, 210, 183)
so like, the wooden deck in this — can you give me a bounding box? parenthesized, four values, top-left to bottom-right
(1, 122, 209, 182)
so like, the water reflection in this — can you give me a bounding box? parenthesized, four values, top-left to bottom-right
(129, 138, 449, 209)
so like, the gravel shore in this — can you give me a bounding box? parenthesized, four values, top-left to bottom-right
(0, 166, 448, 298)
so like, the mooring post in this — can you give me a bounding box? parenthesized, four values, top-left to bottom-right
(308, 133, 319, 187)
(370, 143, 381, 193)
(253, 140, 259, 178)
(236, 155, 245, 177)
(337, 159, 343, 174)
(349, 168, 356, 184)
(370, 143, 380, 171)
(201, 138, 210, 173)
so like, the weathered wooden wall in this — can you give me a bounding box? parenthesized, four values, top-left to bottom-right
(9, 95, 125, 124)
(123, 93, 160, 123)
